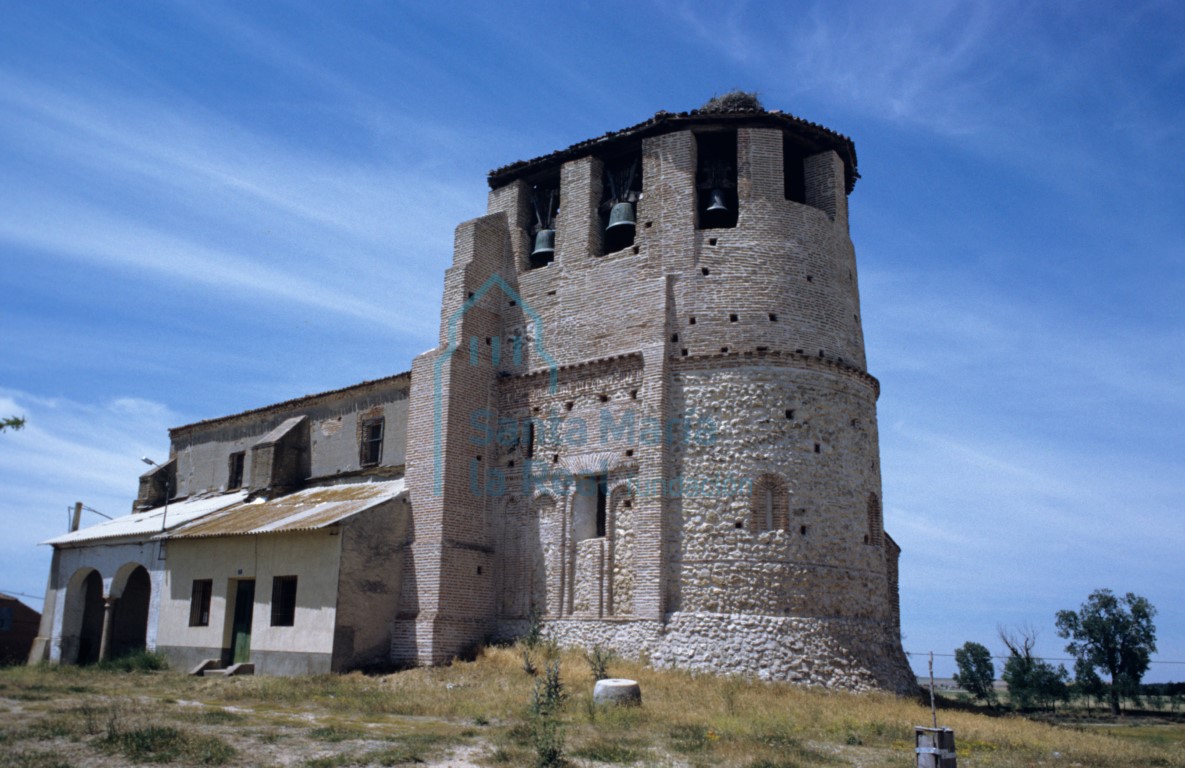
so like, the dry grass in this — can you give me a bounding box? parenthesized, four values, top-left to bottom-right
(2, 647, 1183, 767)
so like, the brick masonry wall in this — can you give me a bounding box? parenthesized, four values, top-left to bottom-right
(400, 115, 911, 692)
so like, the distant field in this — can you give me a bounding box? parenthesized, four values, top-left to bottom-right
(2, 648, 1184, 767)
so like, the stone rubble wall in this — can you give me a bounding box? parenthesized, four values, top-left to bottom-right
(669, 360, 889, 621)
(516, 612, 915, 694)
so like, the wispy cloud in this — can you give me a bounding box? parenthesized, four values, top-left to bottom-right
(0, 389, 179, 604)
(664, 0, 1008, 136)
(0, 71, 489, 339)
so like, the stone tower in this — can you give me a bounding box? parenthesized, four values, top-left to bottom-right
(400, 100, 915, 692)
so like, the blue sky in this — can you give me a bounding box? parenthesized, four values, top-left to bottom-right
(1, 1, 1182, 681)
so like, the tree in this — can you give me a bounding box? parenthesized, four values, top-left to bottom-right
(1072, 657, 1108, 713)
(999, 626, 1070, 711)
(0, 415, 25, 433)
(1056, 589, 1157, 716)
(953, 641, 997, 705)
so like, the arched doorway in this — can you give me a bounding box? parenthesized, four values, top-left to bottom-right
(110, 565, 150, 659)
(75, 570, 104, 665)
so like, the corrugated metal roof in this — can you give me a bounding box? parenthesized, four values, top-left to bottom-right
(43, 492, 248, 546)
(165, 479, 405, 539)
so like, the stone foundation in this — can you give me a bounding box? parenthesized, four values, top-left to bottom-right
(528, 612, 915, 694)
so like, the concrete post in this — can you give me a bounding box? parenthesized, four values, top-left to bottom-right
(98, 597, 117, 662)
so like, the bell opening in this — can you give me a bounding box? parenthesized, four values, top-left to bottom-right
(600, 153, 642, 254)
(696, 131, 738, 229)
(604, 201, 636, 253)
(527, 180, 560, 270)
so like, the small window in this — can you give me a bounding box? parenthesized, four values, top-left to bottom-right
(751, 475, 789, 533)
(188, 579, 212, 627)
(271, 576, 298, 627)
(866, 493, 883, 546)
(596, 476, 607, 538)
(360, 418, 384, 466)
(573, 473, 608, 542)
(227, 452, 245, 490)
(783, 133, 806, 204)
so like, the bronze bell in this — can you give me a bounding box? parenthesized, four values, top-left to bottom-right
(705, 188, 730, 214)
(606, 201, 636, 236)
(531, 228, 555, 258)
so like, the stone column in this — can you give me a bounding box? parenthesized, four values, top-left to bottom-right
(98, 597, 117, 662)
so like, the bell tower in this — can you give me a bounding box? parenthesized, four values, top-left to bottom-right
(401, 95, 915, 692)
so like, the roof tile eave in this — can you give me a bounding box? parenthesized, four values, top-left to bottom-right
(487, 108, 858, 193)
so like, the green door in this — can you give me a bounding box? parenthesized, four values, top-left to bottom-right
(230, 580, 254, 664)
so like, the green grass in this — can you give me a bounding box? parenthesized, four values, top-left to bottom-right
(195, 709, 246, 725)
(571, 737, 644, 763)
(308, 725, 365, 742)
(1079, 722, 1185, 749)
(101, 724, 235, 764)
(96, 650, 169, 673)
(7, 751, 74, 768)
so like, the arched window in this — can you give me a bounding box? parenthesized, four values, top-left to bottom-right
(866, 492, 883, 546)
(750, 474, 789, 533)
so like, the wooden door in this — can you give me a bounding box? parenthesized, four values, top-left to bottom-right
(230, 580, 254, 664)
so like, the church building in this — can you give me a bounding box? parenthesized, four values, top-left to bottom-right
(31, 98, 915, 692)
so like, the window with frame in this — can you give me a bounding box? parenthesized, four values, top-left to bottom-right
(360, 418, 384, 466)
(188, 579, 212, 627)
(227, 451, 245, 490)
(270, 576, 297, 626)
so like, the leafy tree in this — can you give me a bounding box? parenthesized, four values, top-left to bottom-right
(953, 641, 997, 705)
(999, 626, 1070, 711)
(1056, 589, 1157, 716)
(1072, 657, 1108, 713)
(1, 415, 25, 433)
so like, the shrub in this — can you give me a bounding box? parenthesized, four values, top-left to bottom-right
(98, 650, 168, 673)
(531, 716, 564, 768)
(583, 645, 614, 682)
(530, 662, 566, 717)
(524, 607, 544, 649)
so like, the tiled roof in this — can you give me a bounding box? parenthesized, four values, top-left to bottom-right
(488, 107, 859, 193)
